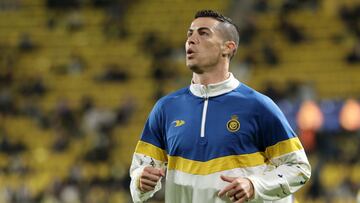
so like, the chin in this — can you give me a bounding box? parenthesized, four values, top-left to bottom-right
(188, 64, 204, 74)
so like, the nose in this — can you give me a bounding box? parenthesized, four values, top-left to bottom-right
(187, 34, 197, 45)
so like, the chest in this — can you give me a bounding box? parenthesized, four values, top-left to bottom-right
(164, 97, 261, 160)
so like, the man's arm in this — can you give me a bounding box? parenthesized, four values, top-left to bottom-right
(129, 100, 168, 202)
(246, 96, 311, 201)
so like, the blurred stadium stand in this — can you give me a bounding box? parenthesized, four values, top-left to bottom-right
(0, 0, 359, 202)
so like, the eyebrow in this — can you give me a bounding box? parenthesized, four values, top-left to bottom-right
(188, 26, 213, 33)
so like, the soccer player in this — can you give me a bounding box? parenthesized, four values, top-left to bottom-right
(129, 10, 311, 203)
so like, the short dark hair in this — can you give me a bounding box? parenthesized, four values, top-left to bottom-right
(194, 10, 240, 59)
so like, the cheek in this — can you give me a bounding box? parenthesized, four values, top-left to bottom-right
(204, 42, 222, 54)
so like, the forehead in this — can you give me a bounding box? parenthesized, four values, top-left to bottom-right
(188, 17, 220, 30)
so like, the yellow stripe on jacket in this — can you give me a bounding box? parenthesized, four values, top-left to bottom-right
(135, 137, 303, 176)
(135, 141, 168, 162)
(265, 137, 303, 159)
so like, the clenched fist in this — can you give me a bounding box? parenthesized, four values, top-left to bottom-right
(139, 166, 165, 192)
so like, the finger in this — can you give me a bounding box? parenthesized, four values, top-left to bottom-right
(145, 167, 165, 177)
(231, 185, 248, 197)
(220, 175, 236, 183)
(227, 188, 242, 197)
(218, 181, 237, 197)
(235, 191, 246, 199)
(140, 178, 157, 187)
(234, 195, 247, 203)
(140, 183, 154, 192)
(141, 171, 161, 182)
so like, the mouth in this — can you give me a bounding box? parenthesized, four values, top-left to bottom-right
(186, 49, 196, 58)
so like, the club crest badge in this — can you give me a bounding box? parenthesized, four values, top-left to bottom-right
(227, 115, 240, 132)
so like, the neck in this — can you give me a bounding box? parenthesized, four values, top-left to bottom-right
(192, 63, 230, 85)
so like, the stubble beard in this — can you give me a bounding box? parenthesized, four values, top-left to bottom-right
(188, 64, 204, 74)
(187, 56, 220, 74)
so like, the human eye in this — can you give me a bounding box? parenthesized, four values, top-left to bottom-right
(187, 31, 192, 37)
(199, 30, 210, 36)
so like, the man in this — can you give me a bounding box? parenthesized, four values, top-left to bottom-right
(130, 10, 311, 203)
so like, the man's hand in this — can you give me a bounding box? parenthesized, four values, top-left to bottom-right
(138, 166, 165, 192)
(218, 175, 254, 203)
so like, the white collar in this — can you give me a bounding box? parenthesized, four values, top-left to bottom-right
(189, 73, 240, 98)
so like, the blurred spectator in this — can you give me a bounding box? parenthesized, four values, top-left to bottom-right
(67, 53, 86, 75)
(52, 99, 80, 137)
(52, 129, 70, 152)
(17, 33, 37, 52)
(238, 17, 257, 45)
(18, 76, 47, 97)
(46, 15, 58, 30)
(0, 128, 26, 155)
(82, 106, 116, 134)
(262, 81, 284, 102)
(115, 97, 136, 126)
(8, 155, 29, 175)
(51, 53, 87, 75)
(231, 53, 256, 82)
(95, 63, 129, 82)
(278, 16, 306, 44)
(332, 176, 359, 202)
(307, 167, 325, 200)
(280, 0, 319, 14)
(261, 42, 279, 65)
(66, 11, 84, 33)
(0, 68, 14, 87)
(102, 17, 129, 40)
(141, 32, 172, 59)
(59, 184, 81, 203)
(0, 1, 358, 202)
(151, 59, 176, 82)
(339, 5, 360, 37)
(346, 41, 360, 64)
(13, 184, 32, 203)
(84, 134, 111, 162)
(100, 0, 132, 40)
(79, 96, 95, 116)
(0, 89, 16, 115)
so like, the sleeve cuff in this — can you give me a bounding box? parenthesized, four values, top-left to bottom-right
(130, 166, 164, 203)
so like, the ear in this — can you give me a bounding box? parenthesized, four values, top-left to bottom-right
(222, 41, 236, 57)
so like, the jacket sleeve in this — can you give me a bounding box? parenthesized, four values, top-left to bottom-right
(248, 97, 311, 201)
(130, 151, 167, 203)
(129, 101, 168, 203)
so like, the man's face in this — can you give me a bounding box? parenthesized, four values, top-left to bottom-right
(185, 17, 225, 73)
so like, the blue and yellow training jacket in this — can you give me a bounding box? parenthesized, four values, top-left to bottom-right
(130, 74, 311, 203)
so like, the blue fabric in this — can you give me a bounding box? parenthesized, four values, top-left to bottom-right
(139, 84, 296, 162)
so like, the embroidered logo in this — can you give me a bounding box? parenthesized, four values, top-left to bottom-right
(227, 115, 240, 132)
(173, 120, 185, 127)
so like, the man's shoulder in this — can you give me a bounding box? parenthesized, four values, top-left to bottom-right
(235, 83, 269, 101)
(156, 86, 190, 106)
(239, 85, 279, 113)
(235, 83, 277, 110)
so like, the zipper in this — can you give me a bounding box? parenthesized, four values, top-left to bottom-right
(200, 88, 209, 138)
